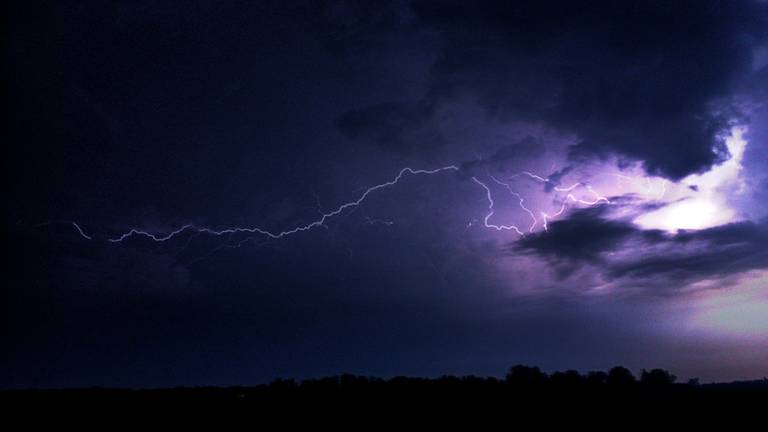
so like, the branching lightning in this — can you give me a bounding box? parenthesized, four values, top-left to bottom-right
(616, 174, 668, 200)
(488, 170, 613, 232)
(471, 177, 525, 236)
(56, 163, 615, 248)
(490, 175, 538, 232)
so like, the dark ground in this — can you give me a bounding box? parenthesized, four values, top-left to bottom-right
(3, 366, 766, 423)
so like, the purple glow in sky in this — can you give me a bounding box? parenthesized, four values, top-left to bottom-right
(5, 0, 768, 387)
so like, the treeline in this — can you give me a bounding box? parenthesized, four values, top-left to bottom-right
(0, 365, 768, 410)
(267, 365, 685, 393)
(263, 365, 684, 394)
(4, 365, 766, 422)
(2, 365, 768, 395)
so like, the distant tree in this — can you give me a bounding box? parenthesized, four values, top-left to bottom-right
(686, 378, 700, 387)
(640, 369, 677, 386)
(586, 371, 608, 386)
(606, 366, 636, 386)
(339, 373, 368, 391)
(550, 370, 584, 387)
(506, 365, 548, 387)
(268, 378, 298, 395)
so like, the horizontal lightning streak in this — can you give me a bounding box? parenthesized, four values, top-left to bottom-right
(106, 166, 460, 243)
(553, 183, 582, 192)
(62, 164, 614, 247)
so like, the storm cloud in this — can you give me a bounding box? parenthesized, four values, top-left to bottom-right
(338, 0, 768, 179)
(516, 206, 768, 289)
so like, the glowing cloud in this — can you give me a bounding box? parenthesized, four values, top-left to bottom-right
(634, 127, 748, 232)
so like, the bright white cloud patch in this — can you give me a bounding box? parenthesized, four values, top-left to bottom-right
(634, 127, 748, 232)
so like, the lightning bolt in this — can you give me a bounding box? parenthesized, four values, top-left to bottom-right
(53, 163, 615, 249)
(363, 216, 395, 227)
(553, 183, 582, 193)
(522, 171, 584, 193)
(489, 175, 538, 232)
(31, 220, 93, 240)
(71, 222, 92, 240)
(615, 174, 668, 200)
(471, 177, 525, 236)
(106, 166, 460, 243)
(510, 171, 611, 232)
(521, 171, 550, 183)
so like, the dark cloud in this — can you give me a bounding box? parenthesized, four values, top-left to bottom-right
(515, 207, 768, 287)
(611, 221, 768, 284)
(515, 207, 638, 263)
(458, 136, 544, 177)
(335, 101, 438, 152)
(305, 1, 406, 58)
(409, 0, 768, 179)
(542, 166, 573, 193)
(332, 1, 767, 177)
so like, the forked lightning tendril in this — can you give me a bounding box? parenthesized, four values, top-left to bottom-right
(61, 164, 611, 244)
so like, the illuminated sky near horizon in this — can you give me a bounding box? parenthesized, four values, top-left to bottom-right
(5, 0, 768, 387)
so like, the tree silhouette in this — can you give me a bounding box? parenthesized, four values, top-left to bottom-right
(505, 365, 548, 387)
(640, 369, 677, 386)
(606, 366, 636, 386)
(586, 371, 608, 386)
(550, 369, 584, 387)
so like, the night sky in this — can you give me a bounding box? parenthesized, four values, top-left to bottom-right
(5, 0, 768, 388)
